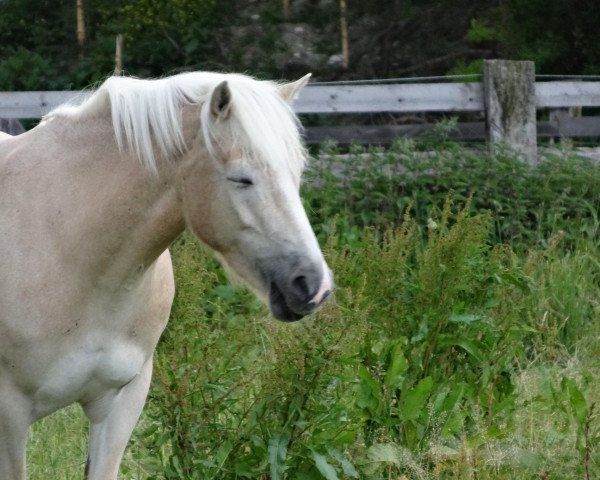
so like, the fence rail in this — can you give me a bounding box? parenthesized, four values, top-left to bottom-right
(0, 91, 82, 119)
(2, 81, 599, 118)
(2, 60, 600, 161)
(296, 83, 484, 113)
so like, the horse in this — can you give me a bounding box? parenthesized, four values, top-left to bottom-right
(0, 71, 333, 479)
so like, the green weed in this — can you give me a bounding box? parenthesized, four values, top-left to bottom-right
(304, 140, 600, 251)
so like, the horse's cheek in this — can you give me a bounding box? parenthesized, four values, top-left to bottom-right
(183, 185, 231, 253)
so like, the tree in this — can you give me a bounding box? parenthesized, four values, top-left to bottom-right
(499, 0, 600, 74)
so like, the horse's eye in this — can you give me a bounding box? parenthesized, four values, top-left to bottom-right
(227, 176, 254, 188)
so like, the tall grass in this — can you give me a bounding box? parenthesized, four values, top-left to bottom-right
(27, 140, 600, 479)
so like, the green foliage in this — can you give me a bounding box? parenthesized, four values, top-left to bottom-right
(3, 0, 600, 91)
(0, 0, 233, 90)
(0, 47, 59, 90)
(446, 59, 483, 80)
(137, 194, 599, 479)
(304, 139, 600, 251)
(498, 0, 600, 74)
(466, 18, 498, 44)
(111, 0, 231, 77)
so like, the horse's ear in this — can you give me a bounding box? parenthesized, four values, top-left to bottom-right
(210, 81, 232, 119)
(278, 73, 311, 104)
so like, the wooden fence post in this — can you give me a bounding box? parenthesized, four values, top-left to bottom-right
(483, 59, 537, 163)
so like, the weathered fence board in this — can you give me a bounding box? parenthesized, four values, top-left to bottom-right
(535, 82, 600, 108)
(547, 116, 600, 137)
(0, 91, 87, 119)
(3, 81, 600, 119)
(305, 117, 600, 145)
(305, 122, 486, 144)
(295, 82, 484, 113)
(305, 118, 600, 145)
(3, 60, 600, 155)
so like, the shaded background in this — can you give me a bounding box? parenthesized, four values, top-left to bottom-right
(1, 0, 600, 91)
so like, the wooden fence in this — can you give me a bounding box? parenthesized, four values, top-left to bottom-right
(295, 60, 600, 162)
(2, 60, 600, 161)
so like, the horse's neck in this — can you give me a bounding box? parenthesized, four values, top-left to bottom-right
(25, 115, 186, 290)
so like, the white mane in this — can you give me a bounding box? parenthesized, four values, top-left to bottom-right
(49, 72, 306, 176)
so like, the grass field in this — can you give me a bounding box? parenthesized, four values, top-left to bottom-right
(27, 140, 600, 479)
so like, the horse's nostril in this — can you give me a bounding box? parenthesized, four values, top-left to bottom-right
(292, 275, 310, 299)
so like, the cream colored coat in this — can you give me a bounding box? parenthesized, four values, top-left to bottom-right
(0, 73, 332, 479)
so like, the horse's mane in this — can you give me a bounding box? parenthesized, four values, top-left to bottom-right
(49, 72, 306, 176)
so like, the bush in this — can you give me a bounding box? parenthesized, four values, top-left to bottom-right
(139, 195, 600, 479)
(0, 47, 59, 90)
(304, 140, 600, 251)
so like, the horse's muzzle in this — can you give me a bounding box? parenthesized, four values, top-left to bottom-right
(268, 262, 333, 322)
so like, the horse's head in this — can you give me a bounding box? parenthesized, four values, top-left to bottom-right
(179, 74, 332, 321)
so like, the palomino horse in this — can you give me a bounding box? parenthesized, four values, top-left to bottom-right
(0, 72, 333, 479)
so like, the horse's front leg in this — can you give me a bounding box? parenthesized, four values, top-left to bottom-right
(82, 358, 153, 480)
(0, 384, 30, 480)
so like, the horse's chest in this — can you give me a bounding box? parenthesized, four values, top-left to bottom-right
(32, 336, 148, 418)
(90, 339, 147, 386)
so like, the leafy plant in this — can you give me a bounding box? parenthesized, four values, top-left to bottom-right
(304, 140, 600, 251)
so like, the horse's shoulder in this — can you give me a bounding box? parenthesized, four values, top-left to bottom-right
(153, 249, 175, 302)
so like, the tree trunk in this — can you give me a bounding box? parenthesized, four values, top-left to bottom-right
(76, 0, 86, 60)
(340, 0, 349, 70)
(114, 34, 124, 76)
(283, 0, 290, 20)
